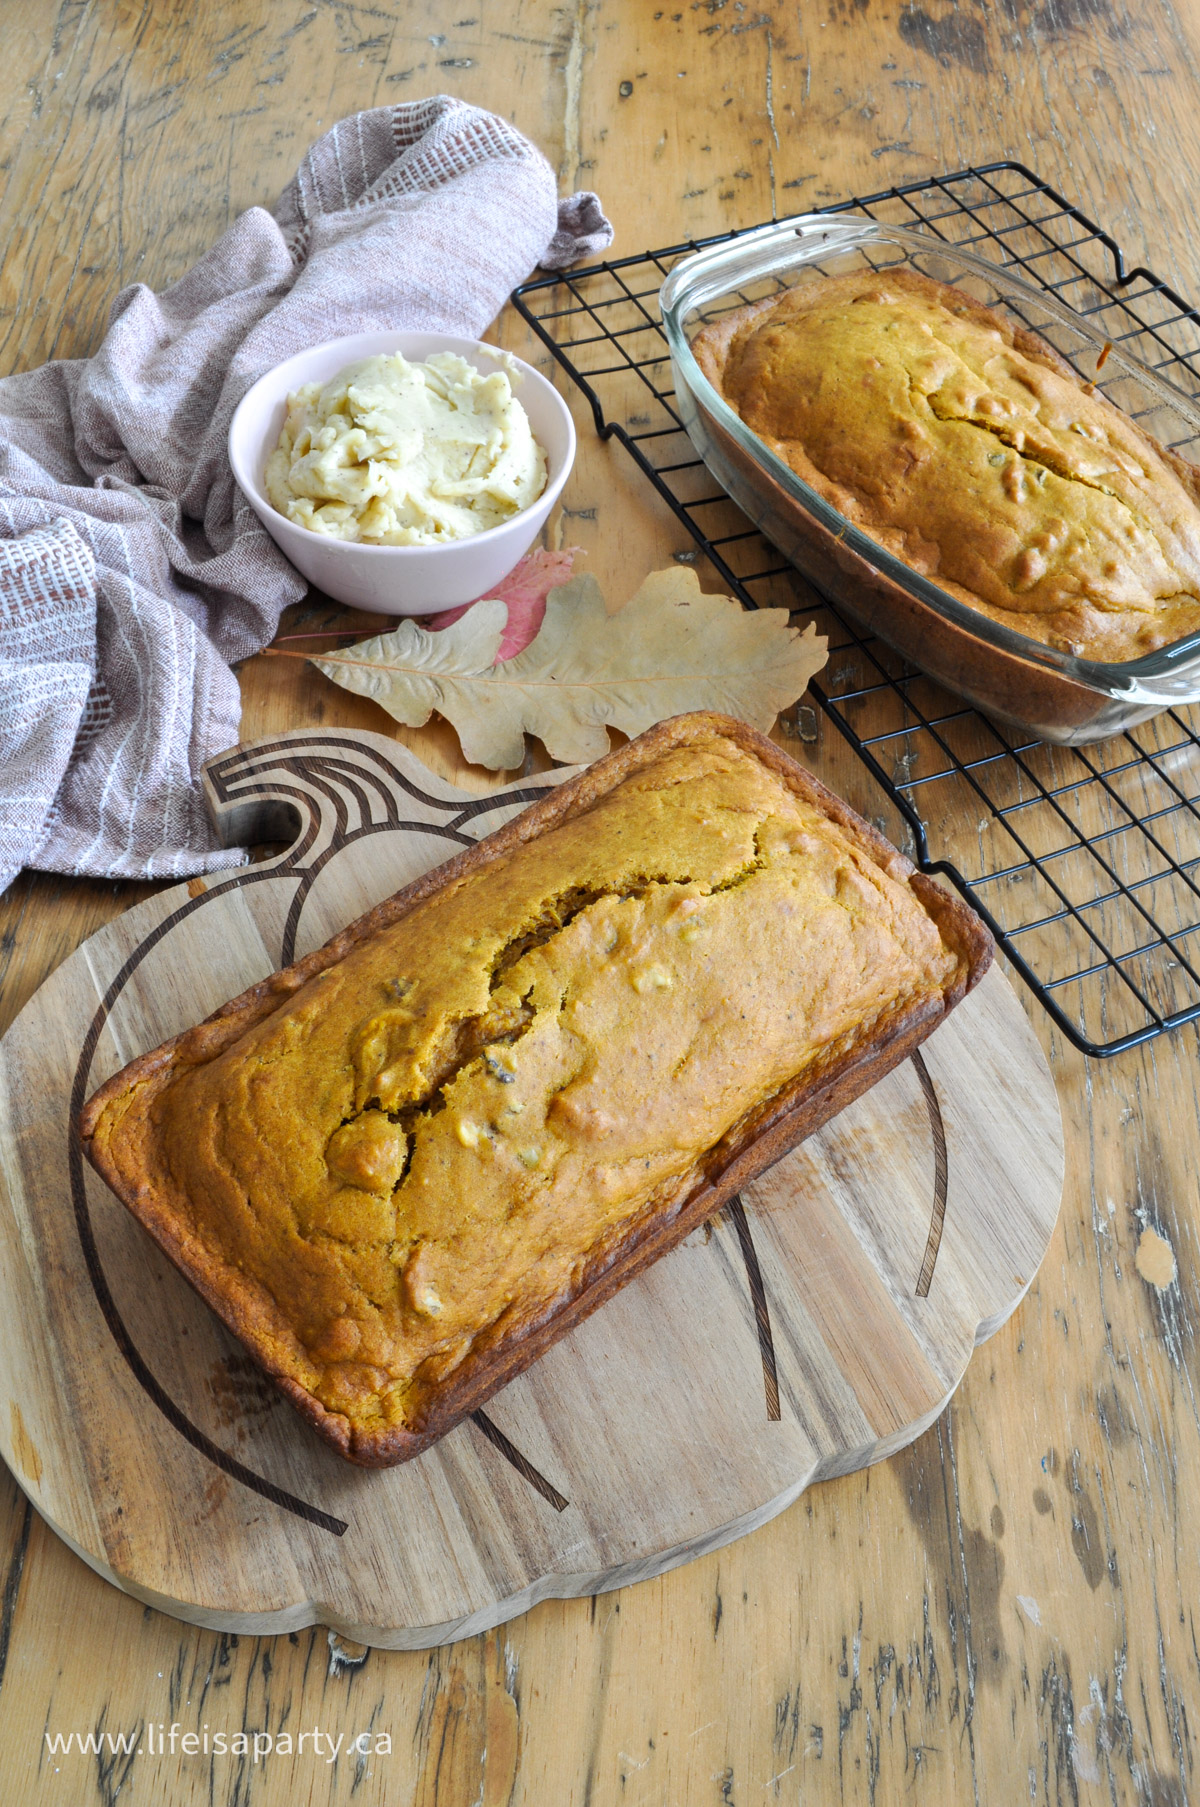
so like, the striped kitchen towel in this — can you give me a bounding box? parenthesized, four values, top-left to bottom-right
(0, 97, 610, 896)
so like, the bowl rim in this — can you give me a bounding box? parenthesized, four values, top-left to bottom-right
(227, 329, 575, 559)
(659, 215, 1200, 704)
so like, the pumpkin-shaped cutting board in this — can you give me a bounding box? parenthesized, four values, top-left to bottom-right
(0, 730, 1062, 1648)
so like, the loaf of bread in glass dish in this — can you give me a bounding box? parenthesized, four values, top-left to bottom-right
(692, 267, 1200, 665)
(78, 712, 992, 1466)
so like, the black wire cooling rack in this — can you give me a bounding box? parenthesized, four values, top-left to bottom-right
(512, 161, 1200, 1059)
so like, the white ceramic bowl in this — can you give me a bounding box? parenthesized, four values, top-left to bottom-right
(228, 330, 576, 615)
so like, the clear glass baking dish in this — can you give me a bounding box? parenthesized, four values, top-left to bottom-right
(660, 216, 1200, 744)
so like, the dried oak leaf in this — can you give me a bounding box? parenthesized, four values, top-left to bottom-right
(311, 566, 828, 770)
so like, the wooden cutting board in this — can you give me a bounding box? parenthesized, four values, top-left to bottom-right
(0, 729, 1063, 1649)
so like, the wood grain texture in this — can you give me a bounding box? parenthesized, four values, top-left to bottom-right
(2, 0, 1200, 1800)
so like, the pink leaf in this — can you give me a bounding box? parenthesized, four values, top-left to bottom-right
(423, 547, 582, 661)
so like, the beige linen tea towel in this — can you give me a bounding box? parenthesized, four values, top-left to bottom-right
(0, 96, 611, 895)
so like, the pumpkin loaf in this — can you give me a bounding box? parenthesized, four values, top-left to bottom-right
(693, 268, 1200, 664)
(79, 714, 992, 1466)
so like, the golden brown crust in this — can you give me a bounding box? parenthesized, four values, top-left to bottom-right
(693, 267, 1200, 668)
(80, 712, 992, 1466)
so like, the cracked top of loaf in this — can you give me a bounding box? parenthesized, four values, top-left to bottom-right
(693, 268, 1200, 664)
(80, 716, 988, 1465)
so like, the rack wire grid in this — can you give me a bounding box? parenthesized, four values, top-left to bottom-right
(512, 161, 1200, 1059)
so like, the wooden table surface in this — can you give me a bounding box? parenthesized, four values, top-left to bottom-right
(3, 3, 1199, 1803)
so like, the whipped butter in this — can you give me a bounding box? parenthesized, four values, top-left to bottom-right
(265, 350, 547, 545)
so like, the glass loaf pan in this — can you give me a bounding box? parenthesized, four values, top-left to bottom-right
(660, 216, 1200, 745)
